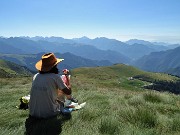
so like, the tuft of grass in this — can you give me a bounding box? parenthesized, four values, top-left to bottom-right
(98, 116, 119, 135)
(143, 91, 163, 103)
(128, 95, 145, 106)
(119, 106, 157, 129)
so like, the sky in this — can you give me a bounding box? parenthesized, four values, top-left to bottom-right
(0, 0, 180, 43)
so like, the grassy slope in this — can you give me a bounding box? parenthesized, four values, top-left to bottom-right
(0, 64, 180, 135)
(0, 59, 32, 77)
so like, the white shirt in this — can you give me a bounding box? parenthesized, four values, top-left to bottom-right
(29, 73, 66, 118)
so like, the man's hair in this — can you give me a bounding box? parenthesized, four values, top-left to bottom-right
(39, 65, 59, 74)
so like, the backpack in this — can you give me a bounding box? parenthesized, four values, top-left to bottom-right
(18, 95, 30, 110)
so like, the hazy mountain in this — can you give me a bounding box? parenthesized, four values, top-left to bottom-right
(58, 44, 131, 64)
(73, 37, 171, 60)
(166, 67, 180, 77)
(22, 36, 74, 44)
(126, 39, 154, 45)
(72, 36, 91, 43)
(34, 41, 130, 64)
(122, 43, 156, 59)
(133, 46, 180, 73)
(152, 42, 172, 46)
(0, 37, 47, 54)
(0, 39, 24, 54)
(19, 36, 176, 60)
(0, 37, 130, 64)
(2, 36, 180, 67)
(73, 37, 127, 50)
(0, 52, 113, 71)
(126, 39, 180, 50)
(153, 42, 180, 49)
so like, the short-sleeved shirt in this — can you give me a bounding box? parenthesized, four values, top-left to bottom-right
(29, 73, 66, 118)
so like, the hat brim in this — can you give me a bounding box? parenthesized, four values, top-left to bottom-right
(35, 58, 64, 72)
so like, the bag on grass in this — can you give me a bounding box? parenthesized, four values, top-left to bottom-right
(17, 95, 30, 110)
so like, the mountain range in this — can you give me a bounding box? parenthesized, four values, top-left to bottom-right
(0, 52, 113, 72)
(1, 36, 180, 76)
(0, 37, 130, 64)
(72, 37, 177, 60)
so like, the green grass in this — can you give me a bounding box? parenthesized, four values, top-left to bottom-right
(0, 64, 180, 135)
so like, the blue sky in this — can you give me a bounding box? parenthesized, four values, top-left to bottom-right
(0, 0, 180, 43)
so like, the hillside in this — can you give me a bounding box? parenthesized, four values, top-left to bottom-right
(0, 52, 113, 71)
(133, 46, 180, 75)
(0, 64, 180, 134)
(0, 59, 32, 77)
(72, 64, 180, 93)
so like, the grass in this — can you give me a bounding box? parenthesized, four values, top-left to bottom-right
(0, 64, 180, 135)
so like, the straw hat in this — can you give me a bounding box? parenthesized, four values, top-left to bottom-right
(35, 53, 64, 72)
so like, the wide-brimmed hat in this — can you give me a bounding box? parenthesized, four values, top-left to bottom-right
(35, 53, 64, 72)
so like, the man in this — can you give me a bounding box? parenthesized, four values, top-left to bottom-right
(29, 53, 71, 118)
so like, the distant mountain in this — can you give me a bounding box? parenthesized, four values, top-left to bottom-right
(0, 37, 47, 54)
(73, 37, 171, 60)
(0, 40, 24, 54)
(2, 36, 179, 65)
(72, 36, 91, 43)
(18, 36, 175, 60)
(153, 42, 180, 49)
(152, 42, 172, 46)
(166, 67, 180, 77)
(126, 39, 180, 50)
(73, 37, 127, 50)
(133, 46, 180, 73)
(34, 41, 130, 64)
(122, 43, 156, 60)
(0, 59, 32, 77)
(55, 52, 113, 70)
(0, 37, 130, 64)
(126, 39, 154, 45)
(22, 36, 74, 44)
(0, 52, 113, 72)
(58, 43, 131, 64)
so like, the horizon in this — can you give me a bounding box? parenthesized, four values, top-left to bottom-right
(0, 35, 178, 45)
(0, 0, 180, 44)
